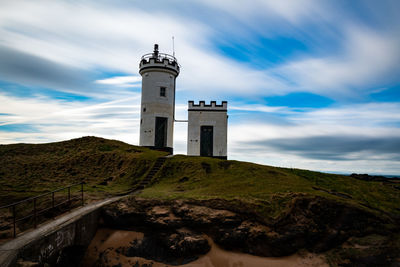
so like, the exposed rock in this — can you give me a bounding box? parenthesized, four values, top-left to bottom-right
(325, 234, 400, 266)
(124, 230, 210, 265)
(273, 196, 386, 253)
(173, 203, 240, 227)
(100, 195, 399, 264)
(312, 186, 352, 199)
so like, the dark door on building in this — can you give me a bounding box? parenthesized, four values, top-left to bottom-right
(155, 117, 168, 147)
(200, 126, 213, 157)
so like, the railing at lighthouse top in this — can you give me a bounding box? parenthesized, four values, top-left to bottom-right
(140, 44, 180, 70)
(141, 53, 178, 64)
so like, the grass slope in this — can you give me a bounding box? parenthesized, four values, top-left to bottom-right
(140, 155, 400, 220)
(1, 137, 399, 264)
(0, 136, 166, 206)
(1, 136, 399, 219)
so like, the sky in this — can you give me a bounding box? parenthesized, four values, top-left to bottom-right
(0, 0, 400, 175)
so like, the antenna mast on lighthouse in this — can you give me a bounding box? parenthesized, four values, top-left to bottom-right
(172, 36, 175, 57)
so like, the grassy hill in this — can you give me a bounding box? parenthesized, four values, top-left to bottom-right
(1, 137, 399, 265)
(140, 155, 400, 221)
(0, 136, 166, 205)
(1, 136, 399, 219)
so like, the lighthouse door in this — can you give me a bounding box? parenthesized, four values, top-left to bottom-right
(200, 126, 213, 157)
(155, 117, 168, 148)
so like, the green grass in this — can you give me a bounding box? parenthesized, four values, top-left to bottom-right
(0, 137, 168, 238)
(140, 155, 400, 219)
(2, 136, 399, 252)
(1, 137, 399, 222)
(0, 136, 166, 205)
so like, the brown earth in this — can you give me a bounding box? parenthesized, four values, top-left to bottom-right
(95, 195, 400, 266)
(83, 228, 328, 267)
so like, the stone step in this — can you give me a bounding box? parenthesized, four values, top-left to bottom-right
(136, 157, 167, 189)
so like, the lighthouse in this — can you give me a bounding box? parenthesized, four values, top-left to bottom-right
(139, 44, 180, 154)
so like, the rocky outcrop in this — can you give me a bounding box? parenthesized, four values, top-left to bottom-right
(100, 195, 399, 265)
(123, 229, 210, 265)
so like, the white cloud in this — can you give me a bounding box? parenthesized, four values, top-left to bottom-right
(196, 0, 326, 26)
(1, 0, 398, 100)
(0, 93, 141, 145)
(1, 0, 399, 175)
(95, 75, 141, 87)
(1, 93, 400, 174)
(0, 0, 207, 72)
(230, 104, 287, 113)
(227, 102, 400, 174)
(274, 26, 400, 98)
(291, 102, 400, 127)
(228, 102, 400, 139)
(0, 0, 288, 97)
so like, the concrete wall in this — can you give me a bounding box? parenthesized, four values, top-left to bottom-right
(17, 211, 99, 265)
(187, 101, 228, 158)
(0, 197, 122, 267)
(139, 55, 179, 152)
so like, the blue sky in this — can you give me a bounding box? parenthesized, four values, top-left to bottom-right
(0, 0, 399, 175)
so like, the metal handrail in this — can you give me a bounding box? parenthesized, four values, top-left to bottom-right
(0, 182, 83, 209)
(0, 182, 84, 238)
(141, 52, 179, 65)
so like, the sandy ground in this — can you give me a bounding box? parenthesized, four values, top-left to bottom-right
(82, 228, 328, 267)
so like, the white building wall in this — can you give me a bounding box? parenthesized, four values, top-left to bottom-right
(187, 101, 228, 159)
(139, 71, 176, 148)
(139, 49, 179, 152)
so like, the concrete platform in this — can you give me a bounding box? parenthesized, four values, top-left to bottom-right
(0, 195, 126, 267)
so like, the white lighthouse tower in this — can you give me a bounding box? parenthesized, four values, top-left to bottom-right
(139, 44, 180, 153)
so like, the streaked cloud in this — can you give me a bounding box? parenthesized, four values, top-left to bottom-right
(0, 0, 399, 175)
(95, 76, 141, 87)
(247, 135, 400, 161)
(275, 26, 400, 98)
(0, 93, 141, 144)
(0, 46, 96, 94)
(227, 102, 400, 174)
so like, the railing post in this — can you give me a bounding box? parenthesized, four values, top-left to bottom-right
(1, 182, 86, 239)
(81, 183, 84, 206)
(33, 198, 37, 228)
(52, 192, 55, 209)
(68, 187, 71, 205)
(12, 205, 16, 238)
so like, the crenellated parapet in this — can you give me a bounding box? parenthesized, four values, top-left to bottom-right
(139, 44, 180, 76)
(188, 101, 227, 111)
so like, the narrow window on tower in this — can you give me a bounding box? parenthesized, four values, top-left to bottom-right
(160, 87, 166, 97)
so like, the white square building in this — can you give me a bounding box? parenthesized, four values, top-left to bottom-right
(187, 101, 228, 159)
